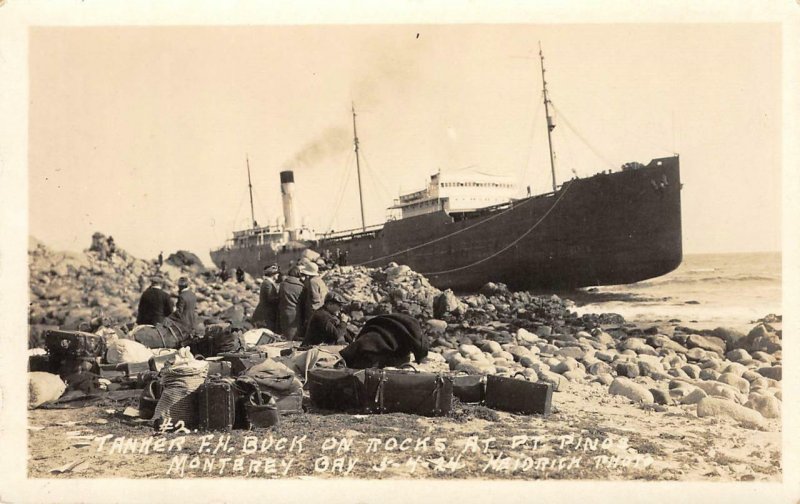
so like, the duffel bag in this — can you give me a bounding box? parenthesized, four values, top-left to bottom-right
(306, 368, 367, 412)
(364, 368, 453, 417)
(45, 330, 106, 359)
(243, 390, 280, 428)
(484, 374, 552, 416)
(131, 319, 191, 349)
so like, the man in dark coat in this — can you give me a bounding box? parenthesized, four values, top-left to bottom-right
(252, 265, 280, 331)
(168, 276, 197, 335)
(339, 313, 429, 369)
(277, 266, 305, 340)
(296, 259, 328, 341)
(136, 276, 173, 325)
(301, 291, 349, 346)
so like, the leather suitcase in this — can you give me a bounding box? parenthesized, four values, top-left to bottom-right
(204, 359, 233, 377)
(306, 368, 367, 412)
(452, 374, 486, 403)
(198, 379, 236, 431)
(45, 330, 106, 359)
(28, 354, 55, 373)
(364, 369, 453, 417)
(218, 352, 267, 376)
(484, 375, 552, 416)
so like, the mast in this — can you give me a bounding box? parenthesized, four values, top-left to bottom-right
(539, 42, 558, 193)
(246, 155, 256, 228)
(351, 103, 366, 231)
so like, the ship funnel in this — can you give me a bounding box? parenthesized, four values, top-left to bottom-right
(280, 170, 298, 241)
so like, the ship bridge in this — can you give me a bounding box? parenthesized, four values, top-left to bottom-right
(389, 169, 516, 220)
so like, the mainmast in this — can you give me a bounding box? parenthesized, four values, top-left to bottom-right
(351, 103, 366, 231)
(539, 42, 558, 193)
(246, 155, 257, 228)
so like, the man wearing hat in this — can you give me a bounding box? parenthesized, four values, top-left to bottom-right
(168, 276, 198, 336)
(252, 264, 280, 331)
(278, 266, 305, 340)
(136, 275, 173, 325)
(301, 291, 349, 346)
(296, 258, 328, 341)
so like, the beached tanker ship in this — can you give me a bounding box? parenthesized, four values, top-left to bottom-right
(210, 48, 682, 291)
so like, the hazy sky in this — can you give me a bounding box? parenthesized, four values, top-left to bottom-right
(28, 24, 781, 264)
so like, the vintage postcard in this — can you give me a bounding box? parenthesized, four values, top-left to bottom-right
(1, 1, 798, 503)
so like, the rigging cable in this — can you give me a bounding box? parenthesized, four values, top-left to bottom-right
(325, 149, 356, 233)
(550, 104, 617, 171)
(419, 180, 573, 276)
(353, 180, 568, 267)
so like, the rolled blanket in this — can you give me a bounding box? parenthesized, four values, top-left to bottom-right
(339, 313, 429, 369)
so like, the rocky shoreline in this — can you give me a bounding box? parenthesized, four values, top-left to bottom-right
(28, 235, 782, 434)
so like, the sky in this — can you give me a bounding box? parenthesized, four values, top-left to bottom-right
(28, 23, 782, 264)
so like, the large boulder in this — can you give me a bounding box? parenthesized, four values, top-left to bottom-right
(166, 250, 206, 270)
(609, 377, 654, 404)
(735, 324, 781, 354)
(686, 334, 726, 355)
(696, 397, 766, 429)
(745, 394, 781, 419)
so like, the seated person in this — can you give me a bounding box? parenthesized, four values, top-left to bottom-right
(339, 313, 429, 369)
(301, 291, 349, 346)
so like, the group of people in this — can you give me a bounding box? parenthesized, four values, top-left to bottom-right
(136, 275, 197, 336)
(251, 258, 349, 346)
(133, 257, 429, 369)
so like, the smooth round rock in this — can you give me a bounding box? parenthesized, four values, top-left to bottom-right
(726, 349, 751, 363)
(537, 370, 564, 392)
(616, 362, 640, 378)
(562, 369, 587, 382)
(717, 373, 750, 395)
(745, 394, 781, 419)
(696, 397, 766, 429)
(680, 387, 708, 405)
(588, 361, 613, 376)
(698, 369, 721, 381)
(555, 346, 586, 360)
(757, 366, 782, 381)
(650, 388, 671, 405)
(609, 377, 654, 404)
(552, 357, 579, 375)
(681, 364, 701, 379)
(482, 340, 503, 354)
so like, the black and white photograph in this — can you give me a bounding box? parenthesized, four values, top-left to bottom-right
(1, 1, 798, 502)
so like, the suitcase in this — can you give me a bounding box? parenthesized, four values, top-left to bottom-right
(218, 352, 267, 376)
(204, 359, 233, 377)
(364, 369, 453, 417)
(45, 330, 106, 359)
(28, 354, 55, 373)
(198, 378, 237, 431)
(452, 374, 486, 403)
(148, 353, 179, 372)
(99, 361, 151, 381)
(306, 368, 367, 411)
(484, 375, 552, 416)
(274, 391, 304, 415)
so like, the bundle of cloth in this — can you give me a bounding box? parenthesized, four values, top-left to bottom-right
(339, 313, 429, 369)
(152, 348, 208, 428)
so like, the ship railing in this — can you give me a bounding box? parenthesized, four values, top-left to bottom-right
(319, 223, 384, 242)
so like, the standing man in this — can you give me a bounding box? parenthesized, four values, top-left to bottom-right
(297, 258, 328, 341)
(136, 275, 173, 325)
(277, 266, 305, 340)
(106, 236, 116, 261)
(252, 264, 280, 331)
(157, 251, 164, 270)
(236, 266, 245, 283)
(301, 291, 349, 346)
(169, 276, 198, 336)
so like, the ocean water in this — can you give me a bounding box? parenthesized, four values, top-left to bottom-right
(568, 252, 781, 332)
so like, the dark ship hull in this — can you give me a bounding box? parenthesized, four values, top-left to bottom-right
(211, 156, 682, 291)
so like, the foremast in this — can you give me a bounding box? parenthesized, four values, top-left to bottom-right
(539, 42, 558, 193)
